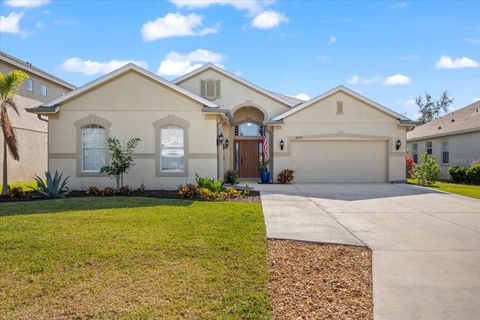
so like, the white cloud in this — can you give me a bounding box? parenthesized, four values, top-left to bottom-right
(435, 55, 479, 69)
(170, 0, 264, 15)
(405, 99, 416, 107)
(461, 38, 480, 45)
(329, 36, 336, 44)
(235, 70, 243, 76)
(382, 74, 411, 85)
(346, 75, 381, 85)
(5, 0, 50, 8)
(141, 13, 217, 41)
(0, 12, 23, 34)
(157, 49, 225, 77)
(472, 98, 480, 103)
(251, 10, 288, 29)
(295, 93, 310, 101)
(170, 1, 288, 30)
(61, 58, 148, 75)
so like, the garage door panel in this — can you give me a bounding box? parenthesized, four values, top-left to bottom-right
(291, 140, 387, 183)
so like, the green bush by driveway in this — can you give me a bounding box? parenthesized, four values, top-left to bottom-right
(0, 197, 270, 319)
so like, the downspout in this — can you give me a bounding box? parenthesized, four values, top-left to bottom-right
(216, 118, 228, 180)
(36, 114, 49, 173)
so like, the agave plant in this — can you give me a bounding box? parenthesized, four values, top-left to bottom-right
(32, 171, 71, 198)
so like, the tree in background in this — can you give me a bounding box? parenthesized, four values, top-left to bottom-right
(416, 91, 454, 124)
(1, 70, 29, 195)
(101, 137, 141, 189)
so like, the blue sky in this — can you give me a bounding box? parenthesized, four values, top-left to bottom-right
(1, 0, 479, 118)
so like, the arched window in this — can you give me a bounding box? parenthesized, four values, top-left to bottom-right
(81, 125, 106, 172)
(160, 125, 185, 172)
(235, 122, 264, 137)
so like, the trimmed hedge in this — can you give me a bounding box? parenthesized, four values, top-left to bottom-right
(448, 162, 480, 185)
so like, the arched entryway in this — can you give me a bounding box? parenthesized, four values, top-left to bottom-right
(231, 106, 266, 178)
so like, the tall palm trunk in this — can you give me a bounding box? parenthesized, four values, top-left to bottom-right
(2, 139, 7, 195)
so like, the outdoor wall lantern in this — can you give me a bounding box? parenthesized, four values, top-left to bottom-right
(223, 139, 230, 149)
(395, 139, 402, 150)
(217, 132, 224, 146)
(280, 139, 285, 151)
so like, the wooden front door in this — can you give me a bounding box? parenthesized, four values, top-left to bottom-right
(235, 140, 261, 178)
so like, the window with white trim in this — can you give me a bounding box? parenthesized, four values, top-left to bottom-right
(235, 122, 264, 136)
(442, 141, 449, 164)
(40, 84, 47, 96)
(412, 143, 418, 163)
(160, 125, 185, 172)
(200, 79, 220, 100)
(25, 79, 33, 92)
(426, 141, 433, 155)
(81, 125, 106, 172)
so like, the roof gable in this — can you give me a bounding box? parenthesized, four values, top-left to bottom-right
(27, 63, 218, 114)
(272, 85, 412, 122)
(407, 100, 480, 141)
(173, 64, 297, 107)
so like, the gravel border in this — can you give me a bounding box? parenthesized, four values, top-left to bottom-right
(268, 240, 373, 320)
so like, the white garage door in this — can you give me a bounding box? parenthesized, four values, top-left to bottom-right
(291, 140, 388, 183)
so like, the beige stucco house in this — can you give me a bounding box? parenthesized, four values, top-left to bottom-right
(407, 100, 480, 178)
(0, 51, 75, 183)
(27, 63, 414, 190)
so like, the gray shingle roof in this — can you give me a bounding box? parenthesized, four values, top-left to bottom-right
(407, 100, 480, 141)
(268, 91, 304, 107)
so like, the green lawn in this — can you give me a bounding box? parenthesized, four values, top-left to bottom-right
(408, 179, 480, 199)
(0, 197, 270, 319)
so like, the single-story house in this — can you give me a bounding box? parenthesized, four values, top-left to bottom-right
(407, 100, 480, 178)
(0, 51, 75, 183)
(27, 63, 414, 190)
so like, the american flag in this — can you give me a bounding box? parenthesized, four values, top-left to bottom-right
(262, 131, 269, 161)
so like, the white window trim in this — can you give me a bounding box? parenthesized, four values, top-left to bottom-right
(426, 141, 433, 155)
(160, 125, 185, 173)
(153, 116, 190, 177)
(442, 140, 449, 164)
(40, 84, 47, 96)
(26, 78, 33, 92)
(81, 125, 107, 173)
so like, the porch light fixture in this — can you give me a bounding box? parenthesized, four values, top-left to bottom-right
(217, 132, 224, 145)
(223, 139, 229, 149)
(395, 139, 401, 150)
(280, 139, 285, 151)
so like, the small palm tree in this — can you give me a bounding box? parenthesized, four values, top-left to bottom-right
(1, 70, 29, 195)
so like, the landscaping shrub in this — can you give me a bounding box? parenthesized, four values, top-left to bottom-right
(86, 186, 101, 196)
(466, 162, 480, 185)
(277, 169, 295, 184)
(448, 166, 469, 183)
(117, 185, 131, 196)
(8, 186, 30, 199)
(197, 187, 217, 200)
(177, 183, 197, 199)
(137, 183, 146, 194)
(411, 154, 440, 187)
(224, 170, 239, 184)
(225, 187, 242, 198)
(195, 173, 223, 193)
(102, 187, 115, 196)
(32, 170, 70, 199)
(405, 155, 414, 177)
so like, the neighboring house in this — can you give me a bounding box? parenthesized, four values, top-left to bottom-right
(407, 100, 480, 178)
(0, 51, 75, 183)
(27, 63, 414, 190)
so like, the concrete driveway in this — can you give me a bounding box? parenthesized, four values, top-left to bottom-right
(258, 183, 480, 320)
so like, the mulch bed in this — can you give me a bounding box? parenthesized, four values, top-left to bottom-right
(268, 240, 373, 320)
(0, 189, 260, 203)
